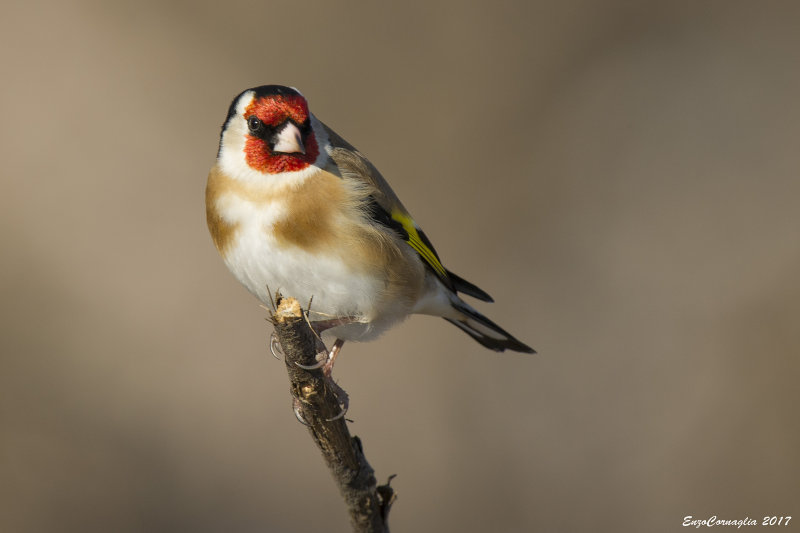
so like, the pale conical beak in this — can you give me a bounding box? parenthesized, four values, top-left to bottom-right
(272, 121, 306, 155)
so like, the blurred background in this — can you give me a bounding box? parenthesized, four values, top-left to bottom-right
(2, 1, 798, 532)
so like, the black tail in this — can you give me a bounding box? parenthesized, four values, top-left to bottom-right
(445, 300, 535, 353)
(446, 269, 494, 302)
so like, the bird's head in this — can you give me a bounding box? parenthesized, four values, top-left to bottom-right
(217, 85, 324, 179)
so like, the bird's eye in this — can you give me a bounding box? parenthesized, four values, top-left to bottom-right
(247, 116, 263, 133)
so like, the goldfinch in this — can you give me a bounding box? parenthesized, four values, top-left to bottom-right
(206, 85, 534, 365)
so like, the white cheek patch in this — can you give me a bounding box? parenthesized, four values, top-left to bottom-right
(218, 113, 258, 182)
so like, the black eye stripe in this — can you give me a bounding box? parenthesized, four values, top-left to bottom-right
(245, 116, 311, 151)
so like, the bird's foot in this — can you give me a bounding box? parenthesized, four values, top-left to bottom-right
(324, 375, 349, 422)
(294, 337, 345, 375)
(293, 338, 349, 422)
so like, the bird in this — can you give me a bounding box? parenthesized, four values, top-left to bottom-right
(206, 85, 534, 376)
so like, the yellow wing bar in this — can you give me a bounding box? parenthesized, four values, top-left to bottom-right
(390, 210, 448, 279)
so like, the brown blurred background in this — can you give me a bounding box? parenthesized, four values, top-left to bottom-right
(2, 1, 799, 532)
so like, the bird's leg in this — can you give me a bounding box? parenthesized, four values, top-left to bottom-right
(320, 338, 349, 421)
(294, 316, 358, 372)
(293, 337, 350, 421)
(322, 338, 345, 378)
(309, 316, 360, 334)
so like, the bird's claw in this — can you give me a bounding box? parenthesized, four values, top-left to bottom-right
(295, 358, 326, 370)
(270, 331, 284, 360)
(324, 379, 350, 422)
(293, 397, 310, 426)
(325, 403, 348, 422)
(294, 337, 344, 373)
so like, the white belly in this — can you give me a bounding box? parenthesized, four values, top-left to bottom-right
(224, 224, 379, 314)
(221, 209, 412, 342)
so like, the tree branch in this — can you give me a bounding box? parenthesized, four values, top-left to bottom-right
(271, 295, 395, 533)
